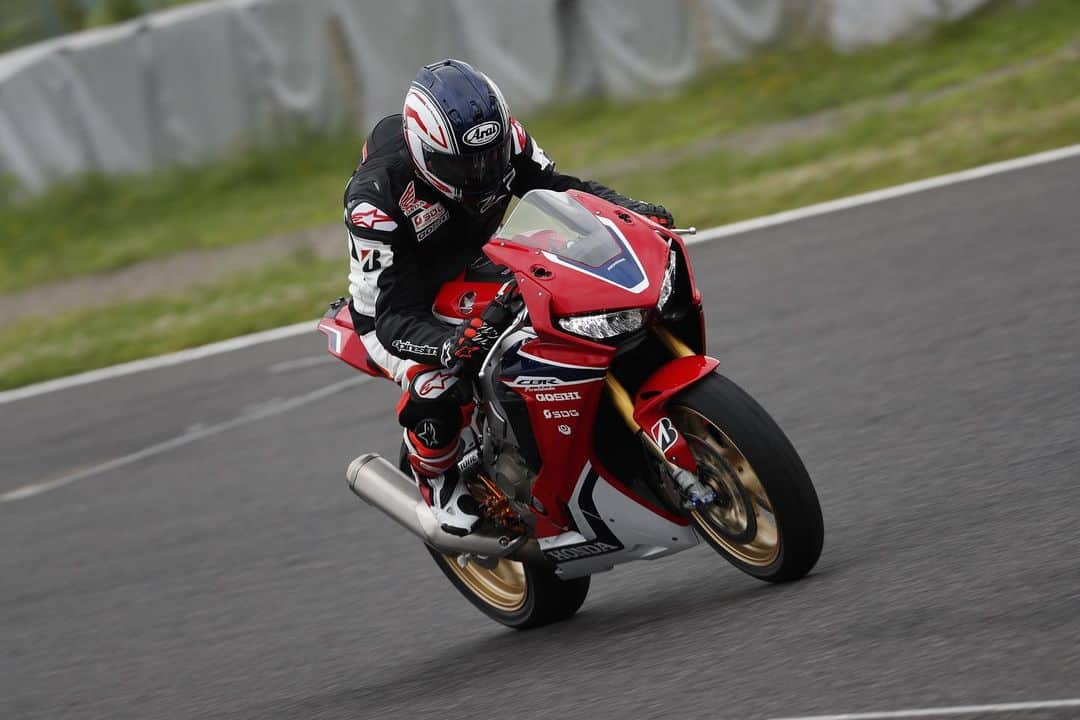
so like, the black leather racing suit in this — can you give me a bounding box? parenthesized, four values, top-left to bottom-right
(344, 113, 647, 466)
(343, 113, 641, 380)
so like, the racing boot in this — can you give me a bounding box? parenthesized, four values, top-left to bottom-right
(404, 430, 481, 537)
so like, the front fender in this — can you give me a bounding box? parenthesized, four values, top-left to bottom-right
(632, 355, 720, 472)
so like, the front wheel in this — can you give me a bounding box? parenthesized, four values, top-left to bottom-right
(670, 373, 824, 582)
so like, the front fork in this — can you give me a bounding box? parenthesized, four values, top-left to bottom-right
(604, 327, 719, 510)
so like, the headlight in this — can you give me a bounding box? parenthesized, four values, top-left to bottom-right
(657, 248, 677, 311)
(557, 309, 645, 339)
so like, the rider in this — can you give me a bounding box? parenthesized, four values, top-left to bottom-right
(344, 59, 675, 536)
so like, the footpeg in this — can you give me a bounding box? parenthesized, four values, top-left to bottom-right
(441, 523, 470, 538)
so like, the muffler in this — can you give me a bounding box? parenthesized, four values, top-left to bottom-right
(346, 453, 533, 559)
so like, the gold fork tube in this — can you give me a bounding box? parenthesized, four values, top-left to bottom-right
(652, 325, 695, 358)
(604, 373, 640, 433)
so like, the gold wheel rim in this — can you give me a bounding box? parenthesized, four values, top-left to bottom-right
(671, 407, 781, 567)
(443, 555, 528, 612)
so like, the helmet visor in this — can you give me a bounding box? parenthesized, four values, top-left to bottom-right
(424, 139, 510, 194)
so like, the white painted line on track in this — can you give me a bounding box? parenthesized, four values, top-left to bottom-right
(267, 355, 336, 374)
(686, 143, 1080, 244)
(0, 375, 371, 505)
(770, 697, 1080, 720)
(2, 142, 1078, 407)
(0, 320, 316, 406)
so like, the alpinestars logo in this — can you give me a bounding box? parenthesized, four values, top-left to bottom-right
(417, 420, 440, 447)
(350, 202, 398, 232)
(416, 369, 456, 398)
(392, 339, 439, 357)
(545, 541, 620, 562)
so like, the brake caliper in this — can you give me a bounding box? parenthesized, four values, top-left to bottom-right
(668, 464, 718, 510)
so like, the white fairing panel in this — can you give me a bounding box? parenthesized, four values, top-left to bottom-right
(543, 464, 698, 578)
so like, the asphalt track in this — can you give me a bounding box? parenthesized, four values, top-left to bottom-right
(3, 156, 1080, 720)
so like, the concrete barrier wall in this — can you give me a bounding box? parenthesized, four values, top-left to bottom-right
(0, 0, 990, 193)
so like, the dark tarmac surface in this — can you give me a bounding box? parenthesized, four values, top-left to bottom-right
(3, 157, 1079, 719)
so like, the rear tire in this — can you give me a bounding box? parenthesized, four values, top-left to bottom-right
(671, 373, 824, 582)
(398, 443, 590, 629)
(428, 548, 590, 630)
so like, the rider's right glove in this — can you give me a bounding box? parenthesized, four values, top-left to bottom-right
(439, 281, 521, 372)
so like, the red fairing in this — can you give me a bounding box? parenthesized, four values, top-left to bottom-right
(317, 305, 389, 379)
(483, 191, 692, 538)
(632, 355, 721, 474)
(518, 359, 608, 537)
(431, 274, 502, 323)
(487, 190, 674, 318)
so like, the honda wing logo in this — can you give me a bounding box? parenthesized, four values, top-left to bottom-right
(651, 417, 679, 452)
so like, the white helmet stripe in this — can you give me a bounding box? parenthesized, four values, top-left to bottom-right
(480, 72, 511, 133)
(405, 84, 459, 155)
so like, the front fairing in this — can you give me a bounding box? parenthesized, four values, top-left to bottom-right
(478, 189, 704, 543)
(486, 189, 674, 319)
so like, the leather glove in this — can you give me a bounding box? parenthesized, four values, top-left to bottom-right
(440, 281, 521, 371)
(628, 201, 675, 229)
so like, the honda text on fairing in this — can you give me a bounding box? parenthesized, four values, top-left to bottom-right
(319, 189, 824, 629)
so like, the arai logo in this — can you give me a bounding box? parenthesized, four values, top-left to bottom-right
(462, 121, 500, 147)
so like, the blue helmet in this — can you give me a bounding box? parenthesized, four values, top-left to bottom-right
(402, 59, 513, 211)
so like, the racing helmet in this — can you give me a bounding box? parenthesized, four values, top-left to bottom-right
(403, 59, 513, 213)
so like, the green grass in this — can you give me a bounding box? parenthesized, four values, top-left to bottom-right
(2, 0, 1079, 294)
(0, 131, 356, 294)
(605, 57, 1080, 228)
(0, 251, 344, 390)
(3, 0, 1080, 389)
(524, 0, 1080, 169)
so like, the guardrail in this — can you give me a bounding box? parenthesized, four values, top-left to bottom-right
(0, 0, 990, 194)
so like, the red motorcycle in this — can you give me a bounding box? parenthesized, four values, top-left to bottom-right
(319, 189, 824, 629)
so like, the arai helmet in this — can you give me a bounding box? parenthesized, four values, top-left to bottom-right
(403, 59, 513, 213)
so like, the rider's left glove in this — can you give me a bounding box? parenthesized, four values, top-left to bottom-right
(439, 281, 521, 372)
(628, 201, 675, 229)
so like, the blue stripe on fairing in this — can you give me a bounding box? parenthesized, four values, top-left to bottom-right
(500, 342, 605, 383)
(552, 225, 646, 290)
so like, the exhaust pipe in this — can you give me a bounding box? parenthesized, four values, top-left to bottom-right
(346, 453, 534, 559)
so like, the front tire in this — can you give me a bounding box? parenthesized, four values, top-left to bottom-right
(671, 373, 824, 582)
(398, 443, 590, 629)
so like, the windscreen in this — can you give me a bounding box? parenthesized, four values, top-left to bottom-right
(498, 190, 620, 267)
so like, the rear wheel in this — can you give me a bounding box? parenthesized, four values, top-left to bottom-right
(398, 443, 590, 629)
(428, 548, 590, 630)
(670, 373, 823, 582)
